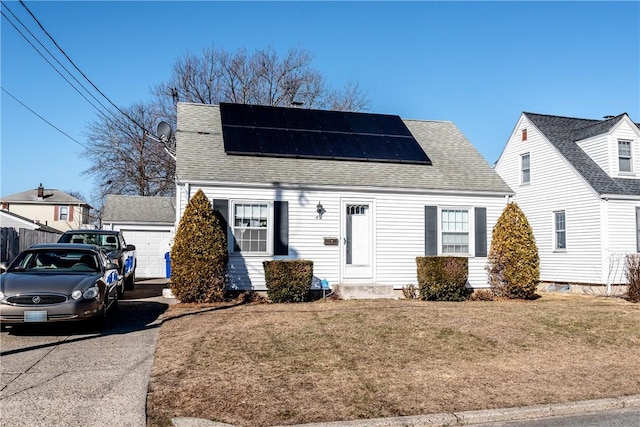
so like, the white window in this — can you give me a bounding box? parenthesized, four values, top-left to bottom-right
(232, 202, 270, 254)
(619, 140, 632, 173)
(554, 211, 566, 250)
(521, 153, 530, 184)
(59, 206, 69, 221)
(441, 209, 469, 254)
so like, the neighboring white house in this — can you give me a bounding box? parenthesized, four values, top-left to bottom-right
(494, 112, 640, 288)
(175, 102, 513, 297)
(0, 184, 92, 231)
(102, 195, 175, 278)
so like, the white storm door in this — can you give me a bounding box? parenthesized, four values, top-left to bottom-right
(342, 201, 374, 280)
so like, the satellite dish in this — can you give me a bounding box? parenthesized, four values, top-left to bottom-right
(156, 121, 173, 140)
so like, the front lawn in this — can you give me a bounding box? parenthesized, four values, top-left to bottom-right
(146, 293, 640, 427)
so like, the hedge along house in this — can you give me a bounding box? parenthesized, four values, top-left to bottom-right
(175, 102, 513, 297)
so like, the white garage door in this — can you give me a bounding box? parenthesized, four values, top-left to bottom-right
(121, 229, 172, 278)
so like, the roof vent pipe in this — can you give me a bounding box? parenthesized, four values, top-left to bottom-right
(603, 115, 614, 120)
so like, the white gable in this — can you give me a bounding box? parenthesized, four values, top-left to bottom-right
(576, 115, 640, 178)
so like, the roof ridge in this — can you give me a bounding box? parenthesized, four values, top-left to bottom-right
(524, 111, 629, 122)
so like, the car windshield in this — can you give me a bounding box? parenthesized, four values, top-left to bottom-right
(59, 233, 120, 251)
(9, 250, 101, 273)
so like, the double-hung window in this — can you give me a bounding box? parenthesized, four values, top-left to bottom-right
(441, 209, 469, 254)
(521, 153, 530, 184)
(232, 202, 270, 254)
(554, 210, 566, 250)
(59, 206, 69, 221)
(618, 140, 632, 173)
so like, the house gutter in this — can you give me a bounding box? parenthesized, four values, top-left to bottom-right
(177, 179, 514, 199)
(600, 194, 640, 201)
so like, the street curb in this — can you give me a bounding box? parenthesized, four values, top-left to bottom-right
(170, 394, 640, 427)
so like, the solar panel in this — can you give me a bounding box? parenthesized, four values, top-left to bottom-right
(219, 103, 432, 165)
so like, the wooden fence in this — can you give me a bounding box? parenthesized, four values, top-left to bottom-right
(0, 227, 62, 264)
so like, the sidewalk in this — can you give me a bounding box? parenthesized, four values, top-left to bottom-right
(170, 394, 640, 427)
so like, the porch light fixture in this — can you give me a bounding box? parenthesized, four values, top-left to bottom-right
(316, 202, 325, 219)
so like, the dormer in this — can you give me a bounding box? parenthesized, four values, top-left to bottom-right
(575, 114, 640, 179)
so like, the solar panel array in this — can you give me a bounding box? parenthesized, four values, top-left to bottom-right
(219, 103, 432, 165)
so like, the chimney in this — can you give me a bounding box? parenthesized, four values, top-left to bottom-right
(37, 183, 44, 199)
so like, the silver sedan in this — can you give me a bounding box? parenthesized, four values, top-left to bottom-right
(0, 243, 121, 329)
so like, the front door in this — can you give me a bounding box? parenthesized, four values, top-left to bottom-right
(342, 201, 374, 281)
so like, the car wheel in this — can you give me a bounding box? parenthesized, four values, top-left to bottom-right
(125, 271, 135, 290)
(117, 279, 125, 299)
(88, 305, 107, 331)
(109, 293, 118, 313)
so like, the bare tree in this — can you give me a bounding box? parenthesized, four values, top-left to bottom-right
(82, 102, 175, 202)
(84, 45, 369, 207)
(154, 45, 369, 111)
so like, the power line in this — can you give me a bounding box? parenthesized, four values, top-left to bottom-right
(17, 0, 158, 138)
(0, 5, 115, 123)
(1, 86, 91, 151)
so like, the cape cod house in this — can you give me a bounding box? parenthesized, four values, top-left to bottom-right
(175, 102, 513, 296)
(494, 112, 640, 290)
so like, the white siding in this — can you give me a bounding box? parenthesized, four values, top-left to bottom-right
(609, 119, 640, 178)
(603, 199, 640, 284)
(576, 134, 610, 175)
(495, 115, 604, 284)
(177, 183, 506, 291)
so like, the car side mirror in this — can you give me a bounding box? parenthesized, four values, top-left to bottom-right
(126, 244, 136, 251)
(106, 262, 119, 270)
(0, 262, 7, 273)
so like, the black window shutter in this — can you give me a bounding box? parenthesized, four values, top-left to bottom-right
(424, 206, 438, 256)
(213, 199, 235, 251)
(475, 207, 487, 257)
(212, 199, 229, 225)
(274, 201, 289, 256)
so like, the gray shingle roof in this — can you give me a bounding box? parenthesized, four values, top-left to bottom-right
(102, 195, 175, 223)
(1, 187, 89, 206)
(525, 112, 640, 197)
(176, 103, 513, 194)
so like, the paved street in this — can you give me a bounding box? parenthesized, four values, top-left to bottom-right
(472, 407, 640, 427)
(0, 280, 170, 427)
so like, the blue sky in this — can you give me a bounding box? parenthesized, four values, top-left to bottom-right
(2, 1, 639, 205)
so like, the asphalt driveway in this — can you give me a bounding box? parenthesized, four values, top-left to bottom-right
(0, 279, 171, 427)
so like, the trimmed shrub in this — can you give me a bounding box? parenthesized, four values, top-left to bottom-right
(487, 202, 539, 300)
(626, 254, 640, 303)
(263, 260, 313, 303)
(170, 189, 228, 303)
(416, 256, 469, 301)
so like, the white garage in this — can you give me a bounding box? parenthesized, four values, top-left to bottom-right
(120, 228, 173, 278)
(102, 195, 175, 279)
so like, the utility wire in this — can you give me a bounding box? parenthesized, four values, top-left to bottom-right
(18, 0, 158, 138)
(0, 7, 114, 123)
(2, 86, 91, 151)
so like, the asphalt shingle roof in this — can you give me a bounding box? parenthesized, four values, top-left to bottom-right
(176, 103, 513, 195)
(524, 112, 640, 197)
(1, 187, 89, 206)
(102, 195, 175, 223)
